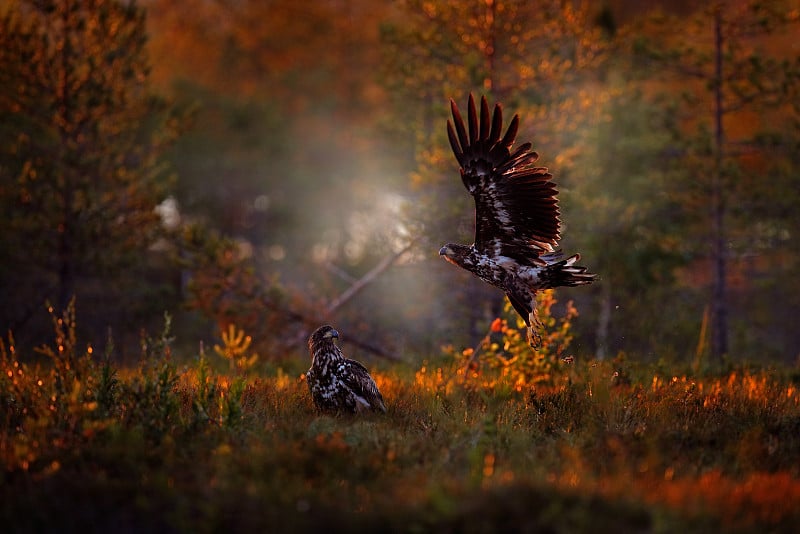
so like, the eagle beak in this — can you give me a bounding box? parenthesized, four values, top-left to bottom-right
(325, 329, 339, 340)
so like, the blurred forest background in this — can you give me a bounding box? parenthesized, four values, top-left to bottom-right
(0, 0, 798, 366)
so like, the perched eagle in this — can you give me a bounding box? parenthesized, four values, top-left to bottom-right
(306, 325, 387, 414)
(439, 94, 596, 346)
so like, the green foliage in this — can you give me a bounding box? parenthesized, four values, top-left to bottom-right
(95, 352, 118, 418)
(191, 349, 217, 425)
(567, 85, 695, 358)
(219, 376, 246, 430)
(122, 313, 181, 441)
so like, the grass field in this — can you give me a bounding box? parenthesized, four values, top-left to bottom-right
(2, 312, 800, 532)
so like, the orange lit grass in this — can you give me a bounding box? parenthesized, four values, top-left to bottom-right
(4, 312, 800, 531)
(549, 466, 800, 529)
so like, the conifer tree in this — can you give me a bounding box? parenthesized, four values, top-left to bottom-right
(0, 0, 183, 327)
(635, 1, 800, 362)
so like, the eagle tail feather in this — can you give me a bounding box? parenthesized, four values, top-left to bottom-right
(510, 252, 597, 348)
(542, 253, 597, 287)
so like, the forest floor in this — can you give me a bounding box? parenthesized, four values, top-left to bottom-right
(2, 325, 800, 533)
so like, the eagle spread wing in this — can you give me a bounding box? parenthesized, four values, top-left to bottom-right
(447, 94, 560, 265)
(441, 95, 596, 346)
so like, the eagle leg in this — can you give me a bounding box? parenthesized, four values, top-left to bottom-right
(527, 307, 543, 348)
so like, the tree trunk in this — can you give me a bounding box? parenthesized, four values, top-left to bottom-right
(56, 3, 75, 312)
(596, 279, 611, 360)
(710, 6, 729, 363)
(57, 188, 75, 312)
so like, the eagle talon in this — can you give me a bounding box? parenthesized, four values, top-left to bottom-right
(527, 327, 542, 349)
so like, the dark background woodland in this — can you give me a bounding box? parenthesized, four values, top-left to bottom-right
(1, 0, 798, 366)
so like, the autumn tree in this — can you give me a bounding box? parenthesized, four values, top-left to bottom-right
(379, 0, 610, 343)
(0, 0, 183, 337)
(635, 0, 800, 363)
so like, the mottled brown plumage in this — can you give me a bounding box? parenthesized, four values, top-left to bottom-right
(439, 95, 596, 346)
(306, 325, 386, 414)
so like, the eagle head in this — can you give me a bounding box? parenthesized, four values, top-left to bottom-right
(439, 243, 476, 268)
(308, 325, 339, 351)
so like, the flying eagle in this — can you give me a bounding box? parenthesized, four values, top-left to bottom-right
(439, 94, 596, 346)
(306, 325, 387, 414)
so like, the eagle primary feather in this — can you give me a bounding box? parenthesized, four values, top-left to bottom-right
(440, 94, 596, 346)
(306, 325, 386, 414)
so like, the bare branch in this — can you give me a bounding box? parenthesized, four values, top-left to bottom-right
(323, 262, 357, 284)
(261, 294, 408, 362)
(262, 242, 417, 362)
(325, 241, 415, 315)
